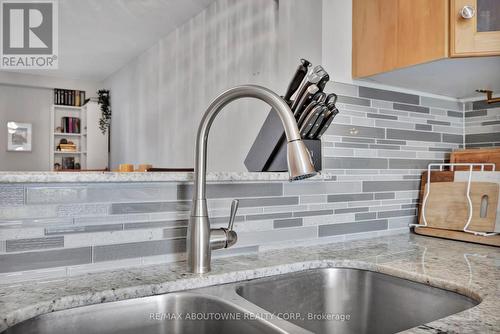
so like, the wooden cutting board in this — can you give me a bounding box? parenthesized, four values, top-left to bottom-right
(422, 182, 499, 232)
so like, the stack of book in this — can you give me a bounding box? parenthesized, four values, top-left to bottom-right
(54, 89, 86, 106)
(61, 117, 81, 133)
(59, 144, 77, 152)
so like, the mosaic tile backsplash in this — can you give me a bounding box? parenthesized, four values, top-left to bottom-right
(0, 82, 467, 284)
(465, 99, 500, 148)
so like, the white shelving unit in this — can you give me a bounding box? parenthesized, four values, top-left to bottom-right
(49, 101, 108, 171)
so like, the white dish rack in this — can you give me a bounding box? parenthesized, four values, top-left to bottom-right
(410, 163, 498, 237)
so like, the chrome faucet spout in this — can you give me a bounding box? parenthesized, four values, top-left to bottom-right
(188, 85, 316, 274)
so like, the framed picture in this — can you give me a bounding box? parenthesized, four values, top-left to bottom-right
(7, 122, 32, 152)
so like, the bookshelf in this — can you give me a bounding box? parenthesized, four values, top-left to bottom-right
(49, 100, 108, 171)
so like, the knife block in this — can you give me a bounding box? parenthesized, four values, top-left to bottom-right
(244, 107, 322, 172)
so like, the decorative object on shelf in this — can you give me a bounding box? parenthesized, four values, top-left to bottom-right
(7, 122, 32, 152)
(75, 162, 81, 170)
(476, 89, 500, 104)
(62, 157, 75, 169)
(118, 164, 134, 172)
(54, 163, 61, 171)
(56, 126, 63, 133)
(137, 164, 153, 172)
(97, 89, 111, 135)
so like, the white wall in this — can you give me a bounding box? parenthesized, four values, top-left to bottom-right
(0, 85, 52, 171)
(322, 0, 353, 84)
(106, 0, 280, 171)
(105, 0, 324, 172)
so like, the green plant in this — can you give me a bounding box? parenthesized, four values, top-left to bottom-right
(98, 89, 111, 134)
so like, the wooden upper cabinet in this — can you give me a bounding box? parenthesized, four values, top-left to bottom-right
(451, 0, 500, 56)
(353, 0, 500, 78)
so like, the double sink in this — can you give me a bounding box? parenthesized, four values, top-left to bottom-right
(4, 268, 478, 334)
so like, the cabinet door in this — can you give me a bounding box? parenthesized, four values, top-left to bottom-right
(451, 0, 500, 56)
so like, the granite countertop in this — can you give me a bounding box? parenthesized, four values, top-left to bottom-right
(0, 232, 499, 333)
(0, 171, 334, 183)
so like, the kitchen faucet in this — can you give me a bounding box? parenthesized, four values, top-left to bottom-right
(188, 85, 317, 273)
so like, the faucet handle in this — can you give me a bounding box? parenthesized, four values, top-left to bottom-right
(227, 199, 239, 231)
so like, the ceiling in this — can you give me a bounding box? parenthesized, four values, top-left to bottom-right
(2, 0, 215, 82)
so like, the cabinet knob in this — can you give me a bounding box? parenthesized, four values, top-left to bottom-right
(460, 5, 475, 19)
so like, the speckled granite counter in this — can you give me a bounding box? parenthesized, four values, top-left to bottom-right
(0, 233, 499, 333)
(0, 171, 334, 183)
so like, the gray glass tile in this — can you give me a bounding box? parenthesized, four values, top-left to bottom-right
(177, 183, 282, 200)
(472, 100, 499, 110)
(45, 224, 123, 235)
(466, 132, 500, 143)
(0, 247, 91, 273)
(319, 219, 388, 237)
(415, 124, 432, 131)
(335, 142, 369, 149)
(284, 181, 362, 195)
(447, 110, 463, 118)
(355, 212, 377, 221)
(363, 180, 420, 192)
(327, 193, 373, 202)
(359, 87, 419, 104)
(245, 212, 292, 221)
(124, 220, 188, 230)
(393, 103, 429, 114)
(420, 96, 463, 111)
(367, 113, 397, 120)
(378, 209, 417, 218)
(443, 134, 463, 144)
(374, 192, 395, 200)
(238, 196, 298, 208)
(0, 186, 24, 207)
(93, 239, 186, 262)
(389, 159, 442, 169)
(429, 147, 453, 152)
(482, 120, 500, 126)
(163, 227, 187, 239)
(334, 207, 369, 214)
(369, 144, 400, 150)
(337, 95, 371, 106)
(324, 157, 388, 169)
(427, 120, 451, 126)
(328, 124, 385, 139)
(377, 139, 406, 145)
(6, 236, 64, 252)
(465, 110, 487, 118)
(342, 137, 376, 144)
(387, 129, 441, 142)
(111, 201, 191, 214)
(273, 218, 303, 229)
(293, 210, 333, 217)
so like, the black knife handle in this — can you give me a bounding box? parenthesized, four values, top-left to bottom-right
(284, 59, 311, 103)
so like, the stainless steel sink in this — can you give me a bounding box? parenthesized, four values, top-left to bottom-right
(3, 293, 284, 334)
(235, 268, 478, 334)
(3, 268, 479, 334)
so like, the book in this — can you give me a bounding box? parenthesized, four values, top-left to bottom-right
(53, 89, 86, 107)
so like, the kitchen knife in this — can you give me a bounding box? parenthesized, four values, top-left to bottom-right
(324, 93, 338, 107)
(299, 104, 324, 138)
(297, 100, 319, 127)
(315, 106, 340, 139)
(308, 107, 328, 139)
(293, 84, 319, 120)
(284, 58, 311, 104)
(312, 91, 327, 103)
(312, 65, 330, 90)
(291, 70, 327, 112)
